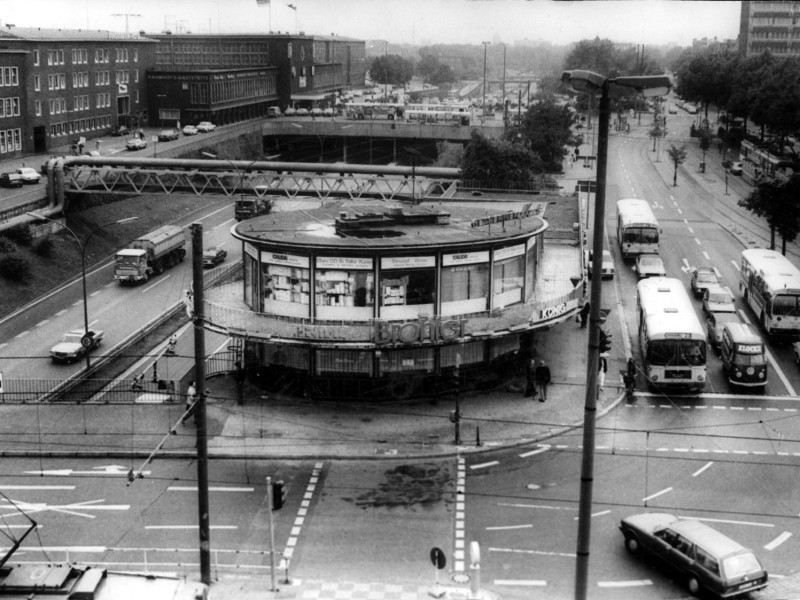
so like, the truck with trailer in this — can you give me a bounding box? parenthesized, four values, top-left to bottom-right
(235, 194, 273, 221)
(114, 224, 186, 284)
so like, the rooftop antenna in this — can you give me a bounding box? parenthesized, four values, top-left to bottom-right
(111, 13, 141, 34)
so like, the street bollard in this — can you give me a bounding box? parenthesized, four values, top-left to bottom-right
(476, 427, 481, 447)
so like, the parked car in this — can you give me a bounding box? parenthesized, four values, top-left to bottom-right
(296, 108, 310, 116)
(202, 246, 227, 268)
(668, 105, 678, 114)
(322, 107, 334, 117)
(15, 167, 41, 184)
(196, 121, 216, 132)
(729, 161, 743, 175)
(310, 107, 323, 117)
(182, 124, 199, 136)
(703, 285, 736, 315)
(690, 266, 719, 298)
(284, 107, 296, 117)
(707, 311, 743, 350)
(266, 107, 282, 118)
(585, 249, 615, 280)
(0, 172, 24, 188)
(50, 328, 104, 363)
(619, 512, 768, 598)
(110, 125, 130, 136)
(634, 254, 667, 279)
(158, 129, 180, 141)
(126, 138, 147, 151)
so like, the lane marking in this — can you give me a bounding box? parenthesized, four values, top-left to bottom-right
(643, 487, 673, 502)
(454, 457, 466, 572)
(144, 525, 237, 530)
(490, 547, 576, 558)
(167, 486, 254, 492)
(519, 445, 550, 458)
(0, 485, 75, 490)
(688, 227, 694, 234)
(493, 580, 547, 587)
(35, 320, 50, 327)
(764, 532, 792, 550)
(695, 238, 701, 245)
(283, 461, 324, 565)
(692, 462, 714, 477)
(703, 251, 710, 261)
(689, 516, 774, 528)
(732, 261, 741, 272)
(141, 276, 171, 293)
(470, 460, 499, 470)
(713, 267, 722, 279)
(486, 524, 533, 531)
(56, 309, 67, 316)
(598, 580, 653, 588)
(498, 503, 577, 512)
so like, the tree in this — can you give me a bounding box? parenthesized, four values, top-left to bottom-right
(648, 125, 663, 153)
(368, 55, 414, 87)
(698, 129, 713, 173)
(674, 47, 738, 121)
(667, 144, 688, 187)
(460, 130, 544, 189)
(739, 174, 800, 254)
(427, 64, 457, 86)
(514, 100, 574, 172)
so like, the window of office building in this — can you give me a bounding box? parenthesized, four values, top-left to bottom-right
(315, 256, 374, 319)
(525, 237, 538, 301)
(492, 244, 525, 309)
(440, 251, 489, 316)
(379, 256, 436, 320)
(316, 349, 373, 376)
(33, 50, 39, 66)
(261, 252, 311, 318)
(35, 100, 41, 116)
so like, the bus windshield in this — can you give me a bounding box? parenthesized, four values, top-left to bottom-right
(622, 227, 658, 245)
(647, 339, 706, 366)
(772, 294, 800, 316)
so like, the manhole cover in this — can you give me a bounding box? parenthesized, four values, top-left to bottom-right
(451, 572, 470, 584)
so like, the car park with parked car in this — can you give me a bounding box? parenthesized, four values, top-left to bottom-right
(619, 512, 768, 598)
(691, 266, 719, 298)
(196, 121, 216, 132)
(729, 161, 743, 175)
(110, 125, 130, 136)
(158, 129, 180, 141)
(182, 124, 198, 136)
(0, 172, 24, 188)
(634, 254, 667, 279)
(126, 138, 147, 151)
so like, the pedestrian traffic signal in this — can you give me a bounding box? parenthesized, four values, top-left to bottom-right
(599, 328, 612, 354)
(451, 367, 460, 396)
(272, 480, 286, 510)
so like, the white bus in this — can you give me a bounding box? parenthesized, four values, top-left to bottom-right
(739, 248, 800, 338)
(637, 277, 707, 392)
(345, 102, 404, 120)
(405, 109, 471, 125)
(616, 198, 660, 258)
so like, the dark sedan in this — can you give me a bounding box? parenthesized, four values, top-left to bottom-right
(202, 247, 227, 268)
(0, 172, 24, 188)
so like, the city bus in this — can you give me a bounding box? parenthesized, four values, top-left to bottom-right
(637, 277, 707, 392)
(739, 248, 800, 338)
(405, 109, 471, 125)
(616, 198, 660, 258)
(345, 101, 405, 120)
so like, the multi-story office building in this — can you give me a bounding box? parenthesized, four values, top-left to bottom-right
(146, 33, 366, 126)
(739, 0, 800, 57)
(0, 26, 155, 155)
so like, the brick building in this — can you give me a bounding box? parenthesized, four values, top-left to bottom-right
(0, 26, 156, 155)
(146, 33, 366, 126)
(739, 0, 800, 58)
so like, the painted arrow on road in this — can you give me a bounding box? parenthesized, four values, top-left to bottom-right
(24, 465, 151, 477)
(1, 498, 130, 519)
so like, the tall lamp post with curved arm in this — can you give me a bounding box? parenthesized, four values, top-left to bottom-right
(27, 212, 139, 370)
(560, 69, 670, 600)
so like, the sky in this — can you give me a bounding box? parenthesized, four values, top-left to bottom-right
(0, 0, 741, 47)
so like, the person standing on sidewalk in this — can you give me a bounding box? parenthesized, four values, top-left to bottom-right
(524, 357, 537, 398)
(578, 299, 591, 328)
(534, 360, 551, 402)
(182, 381, 197, 425)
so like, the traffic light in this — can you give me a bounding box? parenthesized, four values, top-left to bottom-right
(272, 480, 286, 510)
(451, 367, 460, 396)
(599, 328, 612, 354)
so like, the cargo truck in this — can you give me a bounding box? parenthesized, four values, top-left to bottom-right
(235, 194, 273, 221)
(114, 224, 186, 284)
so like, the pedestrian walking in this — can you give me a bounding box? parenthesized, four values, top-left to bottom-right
(131, 372, 145, 391)
(165, 335, 177, 356)
(579, 299, 591, 328)
(77, 141, 84, 154)
(95, 139, 102, 152)
(534, 360, 551, 402)
(182, 381, 197, 425)
(598, 354, 608, 389)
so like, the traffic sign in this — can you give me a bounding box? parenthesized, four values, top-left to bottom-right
(430, 547, 446, 569)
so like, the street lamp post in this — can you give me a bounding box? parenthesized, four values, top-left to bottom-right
(482, 41, 491, 118)
(27, 212, 138, 370)
(561, 70, 670, 600)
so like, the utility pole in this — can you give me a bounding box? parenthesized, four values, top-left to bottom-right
(190, 223, 212, 585)
(482, 41, 491, 118)
(111, 13, 141, 34)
